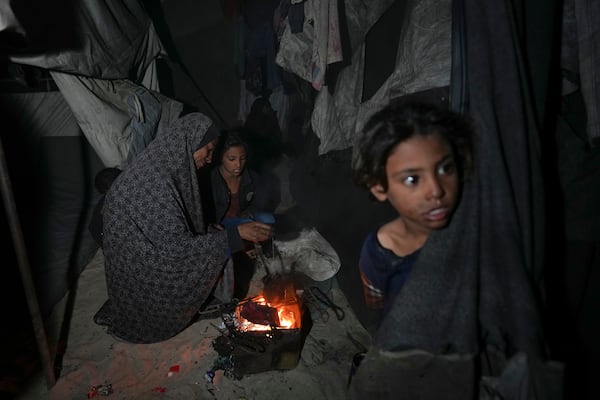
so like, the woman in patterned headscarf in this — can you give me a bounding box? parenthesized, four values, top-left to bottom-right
(94, 112, 272, 343)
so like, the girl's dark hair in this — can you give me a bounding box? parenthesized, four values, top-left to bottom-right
(214, 128, 251, 164)
(352, 99, 474, 191)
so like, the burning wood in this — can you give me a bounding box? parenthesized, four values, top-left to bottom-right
(238, 298, 280, 327)
(236, 295, 302, 332)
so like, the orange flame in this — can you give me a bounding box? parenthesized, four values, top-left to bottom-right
(236, 294, 302, 332)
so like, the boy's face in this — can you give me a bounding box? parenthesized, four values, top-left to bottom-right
(220, 145, 247, 177)
(369, 133, 460, 235)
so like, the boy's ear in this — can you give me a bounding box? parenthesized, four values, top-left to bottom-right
(369, 184, 387, 202)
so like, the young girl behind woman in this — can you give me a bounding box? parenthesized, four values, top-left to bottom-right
(209, 129, 280, 298)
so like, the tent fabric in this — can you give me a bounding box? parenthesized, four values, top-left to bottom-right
(8, 0, 165, 81)
(50, 72, 184, 168)
(0, 92, 80, 138)
(36, 136, 104, 318)
(309, 0, 451, 155)
(0, 91, 103, 316)
(275, 0, 343, 91)
(0, 0, 25, 39)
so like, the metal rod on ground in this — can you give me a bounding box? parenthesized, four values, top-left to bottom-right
(0, 137, 56, 388)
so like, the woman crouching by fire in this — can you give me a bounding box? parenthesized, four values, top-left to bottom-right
(93, 112, 272, 344)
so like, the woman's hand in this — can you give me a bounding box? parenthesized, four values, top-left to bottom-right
(237, 221, 272, 243)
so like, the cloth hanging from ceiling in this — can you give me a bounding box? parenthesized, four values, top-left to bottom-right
(275, 0, 343, 92)
(309, 0, 451, 154)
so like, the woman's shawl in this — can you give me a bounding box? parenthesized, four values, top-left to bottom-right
(99, 113, 229, 343)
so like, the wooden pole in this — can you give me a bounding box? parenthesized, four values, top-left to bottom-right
(0, 136, 56, 388)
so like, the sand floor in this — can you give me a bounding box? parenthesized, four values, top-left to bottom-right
(18, 248, 371, 400)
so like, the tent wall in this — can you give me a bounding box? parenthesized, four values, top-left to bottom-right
(0, 91, 103, 319)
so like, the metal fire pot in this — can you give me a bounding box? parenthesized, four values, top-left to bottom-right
(211, 278, 313, 379)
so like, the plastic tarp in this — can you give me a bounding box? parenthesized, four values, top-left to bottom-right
(314, 0, 450, 154)
(49, 73, 183, 168)
(276, 0, 451, 155)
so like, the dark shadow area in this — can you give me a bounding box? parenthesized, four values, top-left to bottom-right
(362, 0, 406, 102)
(141, 0, 182, 64)
(0, 98, 103, 397)
(543, 90, 600, 399)
(8, 0, 81, 54)
(0, 104, 45, 399)
(286, 137, 396, 333)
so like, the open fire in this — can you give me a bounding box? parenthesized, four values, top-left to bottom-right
(210, 277, 311, 379)
(235, 289, 302, 332)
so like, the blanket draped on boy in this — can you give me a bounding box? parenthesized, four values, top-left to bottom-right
(349, 1, 563, 399)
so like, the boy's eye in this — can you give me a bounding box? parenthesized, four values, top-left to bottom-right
(438, 161, 456, 175)
(403, 175, 419, 186)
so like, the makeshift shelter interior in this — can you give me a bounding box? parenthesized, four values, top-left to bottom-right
(1, 0, 599, 399)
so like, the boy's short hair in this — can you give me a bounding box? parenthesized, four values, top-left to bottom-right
(215, 128, 252, 162)
(352, 99, 474, 191)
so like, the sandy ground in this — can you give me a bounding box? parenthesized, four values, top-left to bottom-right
(18, 248, 371, 400)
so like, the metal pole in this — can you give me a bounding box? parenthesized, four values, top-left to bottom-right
(0, 136, 56, 388)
